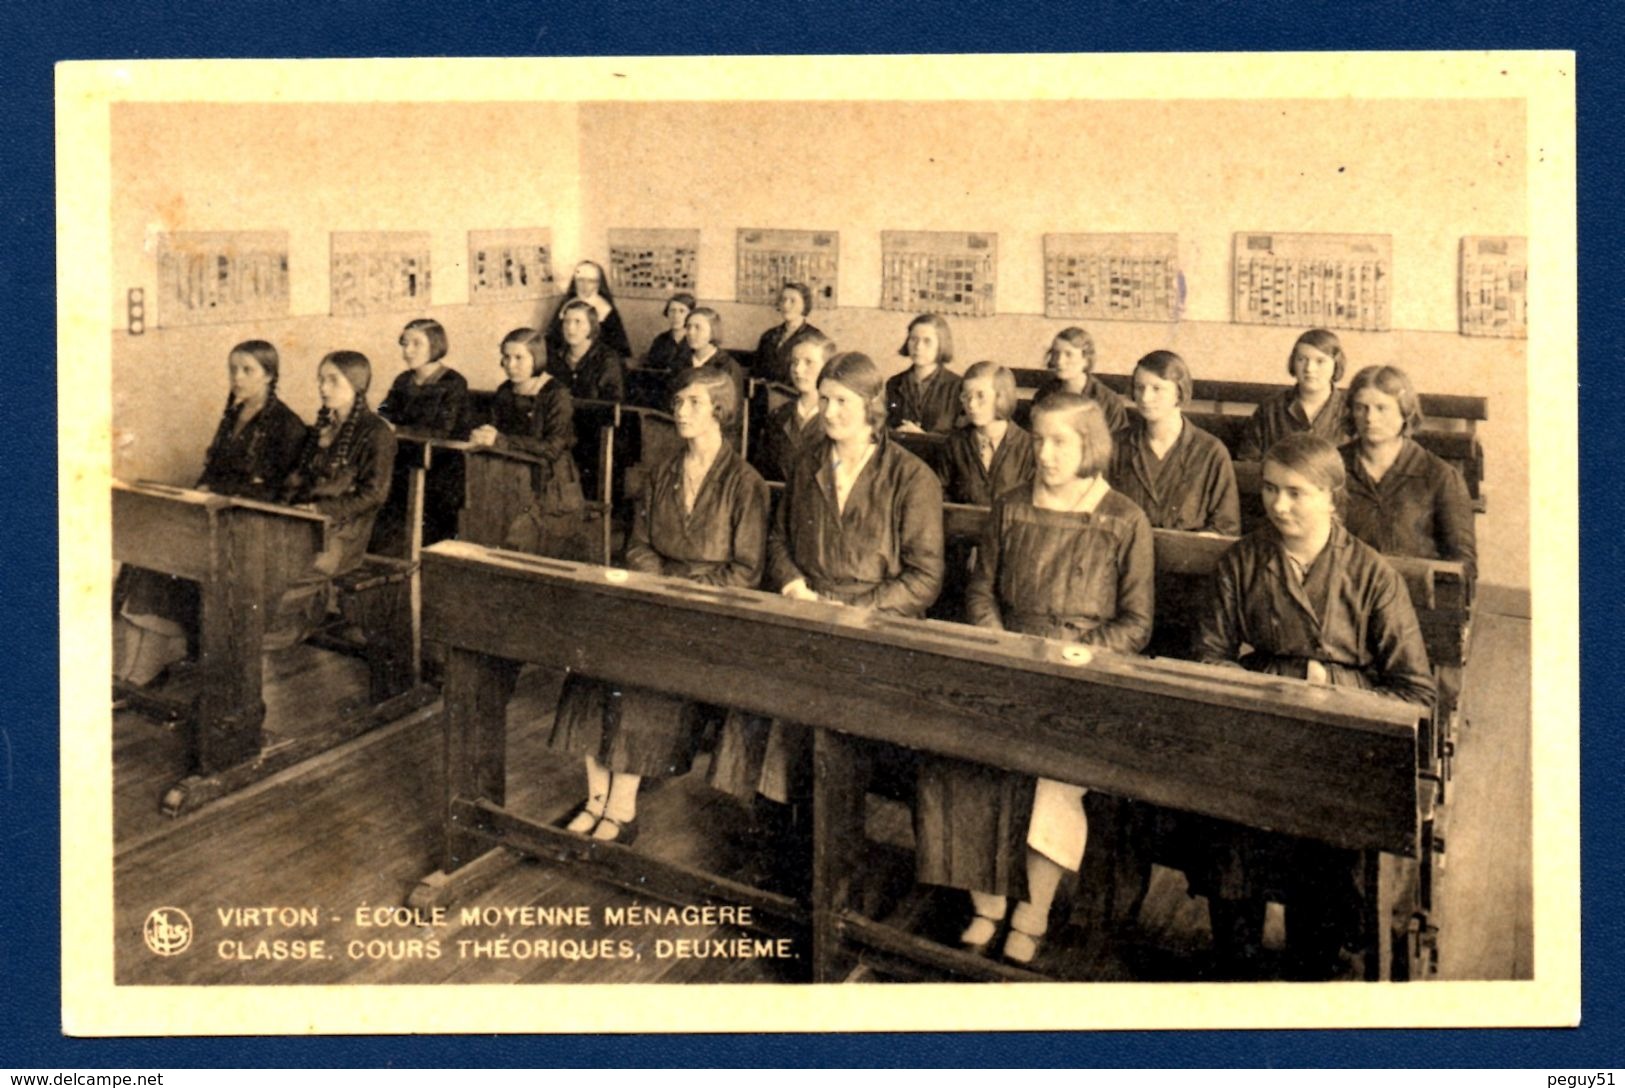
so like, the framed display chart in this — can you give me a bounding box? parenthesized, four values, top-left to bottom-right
(736, 228, 839, 308)
(1043, 232, 1180, 321)
(607, 227, 699, 299)
(1232, 232, 1392, 331)
(155, 231, 289, 328)
(1460, 235, 1528, 338)
(880, 230, 997, 317)
(468, 228, 555, 304)
(330, 231, 431, 316)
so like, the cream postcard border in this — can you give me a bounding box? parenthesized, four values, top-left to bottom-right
(57, 51, 1579, 1034)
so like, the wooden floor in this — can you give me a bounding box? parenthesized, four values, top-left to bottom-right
(112, 601, 1533, 985)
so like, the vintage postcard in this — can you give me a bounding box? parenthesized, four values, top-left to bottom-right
(59, 52, 1578, 1034)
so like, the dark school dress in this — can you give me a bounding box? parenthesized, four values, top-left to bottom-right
(914, 485, 1155, 901)
(118, 396, 310, 628)
(1340, 438, 1477, 583)
(752, 321, 827, 384)
(485, 378, 587, 560)
(1189, 523, 1435, 963)
(281, 407, 398, 580)
(547, 340, 628, 404)
(377, 366, 472, 548)
(756, 398, 824, 484)
(646, 330, 689, 374)
(1236, 386, 1350, 461)
(709, 434, 946, 800)
(934, 422, 1038, 622)
(549, 442, 770, 778)
(939, 422, 1037, 507)
(1031, 373, 1130, 435)
(885, 366, 963, 435)
(1109, 416, 1242, 537)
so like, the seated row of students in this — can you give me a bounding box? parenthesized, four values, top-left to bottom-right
(534, 343, 1436, 977)
(110, 293, 750, 685)
(369, 260, 1474, 594)
(753, 323, 1474, 581)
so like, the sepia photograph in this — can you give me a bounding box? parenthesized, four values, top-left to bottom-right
(57, 51, 1578, 1035)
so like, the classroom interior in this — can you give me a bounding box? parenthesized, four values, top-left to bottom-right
(107, 96, 1533, 986)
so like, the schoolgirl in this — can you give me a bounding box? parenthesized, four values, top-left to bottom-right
(467, 328, 585, 559)
(550, 365, 770, 842)
(916, 393, 1154, 964)
(1236, 329, 1351, 461)
(885, 313, 963, 435)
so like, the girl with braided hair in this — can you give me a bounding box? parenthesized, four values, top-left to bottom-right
(264, 351, 397, 652)
(114, 341, 308, 685)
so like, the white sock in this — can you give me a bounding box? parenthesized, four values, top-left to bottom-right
(594, 772, 641, 838)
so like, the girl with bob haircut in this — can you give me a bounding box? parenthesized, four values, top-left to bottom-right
(1109, 350, 1240, 537)
(757, 331, 836, 483)
(380, 317, 469, 437)
(1193, 432, 1434, 979)
(1033, 326, 1128, 434)
(753, 281, 827, 385)
(711, 352, 944, 879)
(547, 297, 627, 403)
(646, 291, 696, 372)
(467, 328, 586, 560)
(115, 340, 309, 685)
(1237, 328, 1351, 460)
(675, 306, 749, 447)
(1339, 364, 1476, 581)
(265, 350, 398, 651)
(379, 317, 471, 546)
(939, 361, 1034, 506)
(917, 393, 1154, 965)
(551, 363, 770, 844)
(887, 313, 963, 434)
(544, 259, 633, 361)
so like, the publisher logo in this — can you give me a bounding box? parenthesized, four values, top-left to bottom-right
(143, 907, 193, 956)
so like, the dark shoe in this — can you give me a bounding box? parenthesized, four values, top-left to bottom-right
(959, 913, 1006, 957)
(1002, 924, 1048, 966)
(558, 800, 603, 836)
(591, 814, 639, 846)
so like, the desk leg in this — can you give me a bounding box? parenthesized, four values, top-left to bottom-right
(1365, 849, 1427, 982)
(442, 648, 516, 874)
(811, 727, 865, 983)
(193, 515, 267, 773)
(409, 647, 519, 909)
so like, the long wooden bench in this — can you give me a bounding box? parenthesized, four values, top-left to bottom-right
(411, 535, 1447, 983)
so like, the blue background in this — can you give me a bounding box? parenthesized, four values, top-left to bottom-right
(4, 0, 1618, 1068)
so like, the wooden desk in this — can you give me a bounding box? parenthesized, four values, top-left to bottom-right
(432, 436, 614, 566)
(412, 541, 1434, 982)
(944, 498, 1470, 807)
(114, 481, 327, 811)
